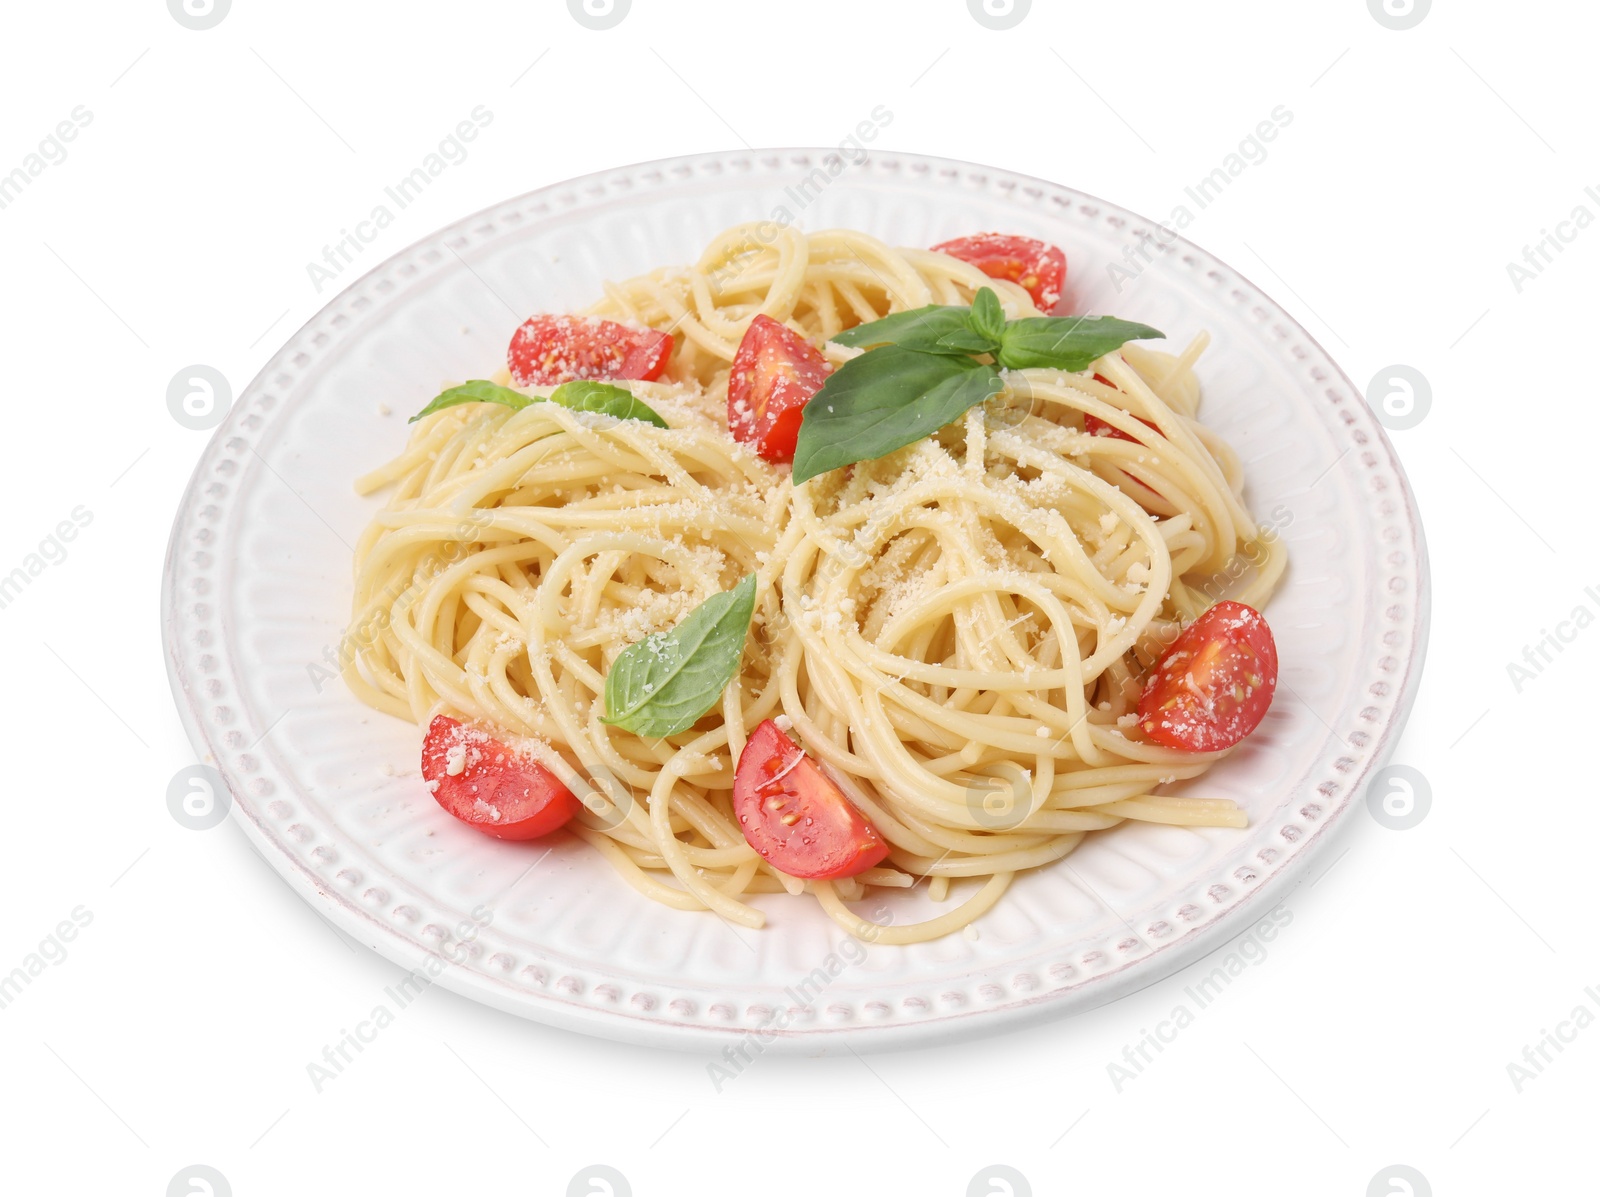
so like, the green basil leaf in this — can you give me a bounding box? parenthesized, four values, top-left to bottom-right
(602, 574, 757, 738)
(968, 286, 1006, 345)
(995, 315, 1165, 372)
(791, 347, 1004, 483)
(828, 305, 980, 355)
(409, 378, 669, 428)
(549, 380, 668, 428)
(409, 379, 531, 423)
(932, 328, 999, 355)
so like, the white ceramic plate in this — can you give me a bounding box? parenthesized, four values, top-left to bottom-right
(162, 149, 1429, 1053)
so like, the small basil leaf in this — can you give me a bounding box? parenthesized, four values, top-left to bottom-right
(791, 347, 1004, 483)
(409, 379, 531, 423)
(995, 315, 1165, 372)
(549, 380, 669, 428)
(602, 574, 757, 738)
(968, 286, 1006, 346)
(933, 328, 999, 354)
(829, 305, 979, 355)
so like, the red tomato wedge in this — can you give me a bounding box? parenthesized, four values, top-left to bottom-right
(1085, 412, 1160, 443)
(727, 315, 831, 463)
(420, 714, 581, 840)
(931, 233, 1067, 312)
(1075, 369, 1164, 444)
(1138, 602, 1279, 752)
(1084, 372, 1158, 442)
(733, 719, 889, 879)
(508, 314, 673, 387)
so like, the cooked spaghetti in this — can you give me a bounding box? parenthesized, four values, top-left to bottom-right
(344, 223, 1287, 944)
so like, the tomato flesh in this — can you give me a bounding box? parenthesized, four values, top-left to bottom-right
(420, 714, 581, 839)
(733, 719, 888, 879)
(727, 315, 831, 463)
(508, 315, 672, 387)
(1084, 373, 1158, 442)
(931, 233, 1068, 312)
(1085, 413, 1160, 442)
(1138, 602, 1279, 752)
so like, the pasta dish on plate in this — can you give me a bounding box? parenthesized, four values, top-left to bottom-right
(342, 224, 1286, 944)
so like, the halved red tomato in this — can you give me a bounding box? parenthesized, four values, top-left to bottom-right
(727, 315, 831, 463)
(420, 714, 581, 839)
(1085, 413, 1138, 441)
(508, 315, 673, 387)
(1138, 602, 1279, 751)
(733, 719, 888, 879)
(1085, 413, 1161, 442)
(1083, 372, 1158, 442)
(931, 233, 1067, 311)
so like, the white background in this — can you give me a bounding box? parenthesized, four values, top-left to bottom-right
(2, 1, 1593, 1194)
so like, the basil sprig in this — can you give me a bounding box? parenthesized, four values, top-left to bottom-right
(828, 305, 981, 356)
(994, 316, 1166, 372)
(409, 379, 528, 422)
(791, 349, 1003, 482)
(602, 574, 757, 738)
(409, 379, 667, 428)
(548, 380, 670, 427)
(792, 287, 1163, 483)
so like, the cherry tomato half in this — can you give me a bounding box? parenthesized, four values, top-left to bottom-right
(508, 315, 673, 387)
(727, 315, 832, 463)
(732, 719, 888, 879)
(1083, 373, 1159, 442)
(420, 714, 581, 840)
(1084, 412, 1162, 442)
(931, 233, 1067, 312)
(1138, 601, 1279, 752)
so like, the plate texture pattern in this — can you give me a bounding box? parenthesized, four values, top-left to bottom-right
(163, 150, 1428, 1051)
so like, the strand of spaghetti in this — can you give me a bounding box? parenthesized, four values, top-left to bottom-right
(815, 872, 1016, 945)
(646, 738, 766, 928)
(1095, 797, 1249, 828)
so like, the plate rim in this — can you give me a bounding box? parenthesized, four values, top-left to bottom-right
(161, 146, 1431, 1053)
